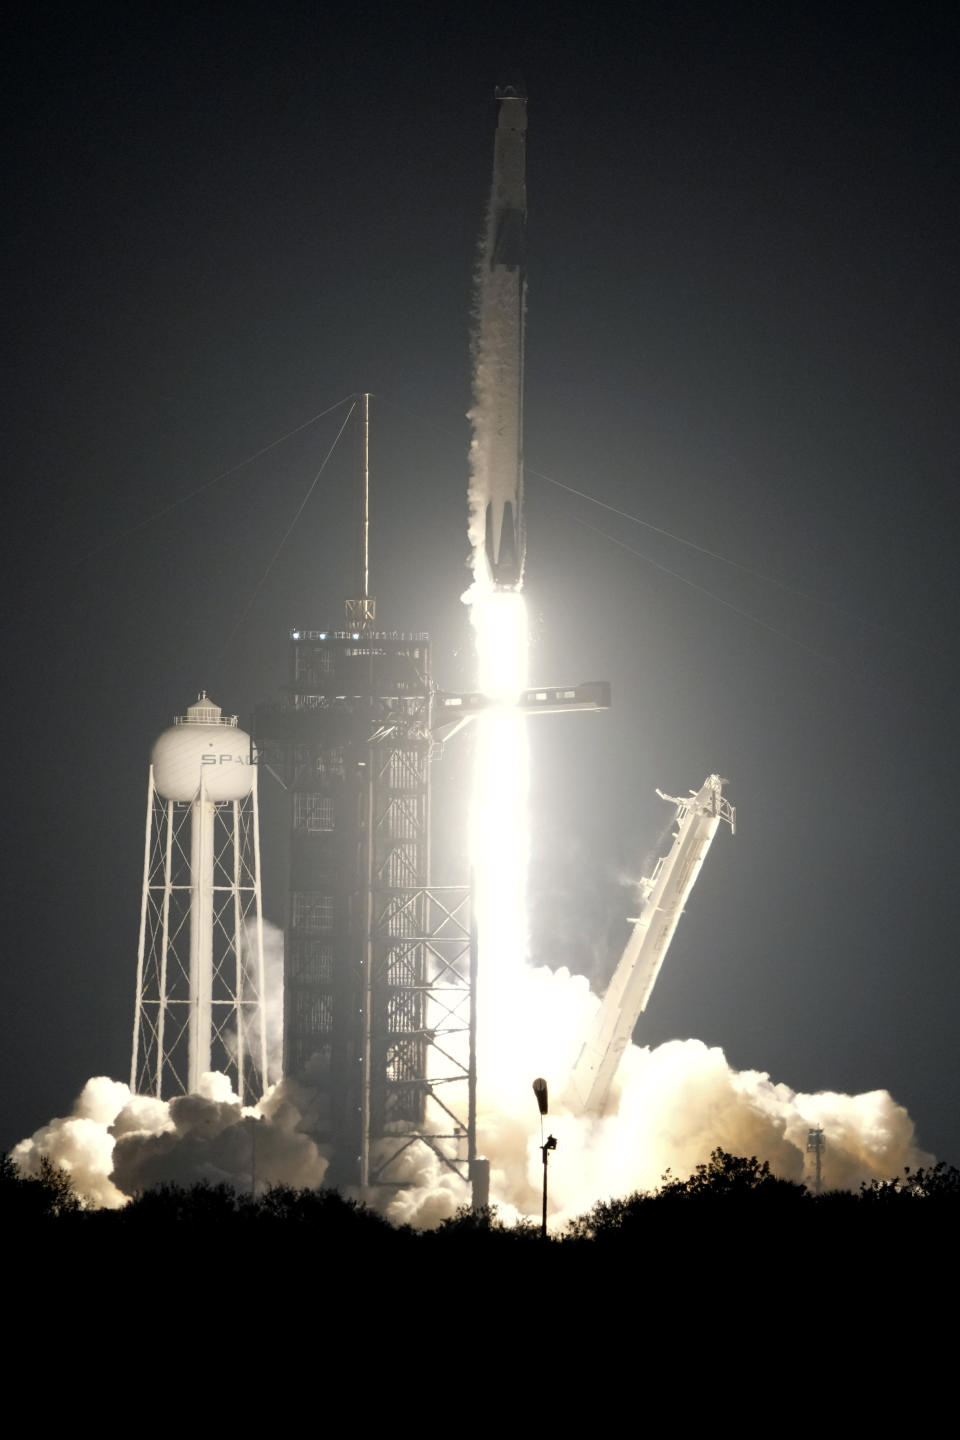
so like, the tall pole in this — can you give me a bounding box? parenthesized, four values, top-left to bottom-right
(468, 897, 478, 1169)
(360, 739, 376, 1194)
(532, 1077, 554, 1239)
(188, 774, 214, 1093)
(156, 799, 174, 1097)
(807, 1127, 826, 1195)
(233, 798, 245, 1099)
(539, 1134, 557, 1238)
(360, 391, 370, 608)
(252, 769, 269, 1091)
(346, 392, 376, 632)
(131, 767, 155, 1090)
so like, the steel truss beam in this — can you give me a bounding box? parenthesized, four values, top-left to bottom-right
(365, 885, 476, 1191)
(131, 766, 268, 1105)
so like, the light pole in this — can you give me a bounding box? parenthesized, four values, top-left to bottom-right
(532, 1077, 556, 1240)
(250, 1114, 265, 1200)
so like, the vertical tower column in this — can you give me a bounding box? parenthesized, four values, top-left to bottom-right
(187, 780, 214, 1093)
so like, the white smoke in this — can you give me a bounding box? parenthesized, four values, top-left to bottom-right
(258, 919, 285, 1081)
(384, 1011, 931, 1230)
(12, 1076, 137, 1209)
(12, 997, 930, 1220)
(228, 918, 285, 1086)
(369, 949, 930, 1229)
(12, 1071, 327, 1208)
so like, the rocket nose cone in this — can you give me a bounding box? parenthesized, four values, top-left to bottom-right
(495, 76, 527, 100)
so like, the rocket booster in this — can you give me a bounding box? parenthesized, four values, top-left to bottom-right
(489, 85, 527, 273)
(474, 86, 527, 590)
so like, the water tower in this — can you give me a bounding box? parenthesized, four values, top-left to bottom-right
(131, 692, 268, 1103)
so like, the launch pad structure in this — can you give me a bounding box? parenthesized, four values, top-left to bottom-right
(256, 623, 481, 1197)
(253, 89, 616, 1202)
(256, 393, 483, 1200)
(126, 90, 737, 1209)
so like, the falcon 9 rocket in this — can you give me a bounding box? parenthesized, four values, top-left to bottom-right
(469, 85, 527, 591)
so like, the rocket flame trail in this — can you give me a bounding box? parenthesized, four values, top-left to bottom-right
(11, 1069, 330, 1207)
(467, 88, 532, 1096)
(469, 589, 529, 1088)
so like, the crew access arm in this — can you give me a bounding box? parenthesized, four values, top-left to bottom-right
(565, 774, 735, 1116)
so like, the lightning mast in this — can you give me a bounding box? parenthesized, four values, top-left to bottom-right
(346, 391, 376, 633)
(565, 775, 735, 1115)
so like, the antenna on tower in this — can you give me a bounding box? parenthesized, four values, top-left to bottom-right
(806, 1126, 826, 1195)
(345, 392, 376, 632)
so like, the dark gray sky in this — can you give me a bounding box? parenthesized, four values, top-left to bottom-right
(3, 1, 958, 1166)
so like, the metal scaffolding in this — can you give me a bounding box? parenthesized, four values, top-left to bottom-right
(366, 883, 477, 1191)
(257, 629, 479, 1200)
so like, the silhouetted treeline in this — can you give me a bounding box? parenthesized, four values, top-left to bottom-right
(6, 1147, 959, 1254)
(8, 1145, 960, 1342)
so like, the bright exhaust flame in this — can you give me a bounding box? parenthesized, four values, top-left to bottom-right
(475, 590, 528, 702)
(470, 587, 530, 1088)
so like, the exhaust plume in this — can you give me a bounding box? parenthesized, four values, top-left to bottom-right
(12, 1071, 327, 1207)
(386, 1007, 930, 1229)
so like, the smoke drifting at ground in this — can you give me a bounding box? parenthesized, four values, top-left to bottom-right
(386, 960, 930, 1230)
(390, 1037, 930, 1229)
(13, 1000, 928, 1221)
(12, 1072, 327, 1207)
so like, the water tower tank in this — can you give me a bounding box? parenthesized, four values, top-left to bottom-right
(152, 692, 254, 802)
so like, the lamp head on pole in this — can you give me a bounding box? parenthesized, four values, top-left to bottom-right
(532, 1077, 548, 1115)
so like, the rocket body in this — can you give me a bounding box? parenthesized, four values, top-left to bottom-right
(470, 87, 527, 591)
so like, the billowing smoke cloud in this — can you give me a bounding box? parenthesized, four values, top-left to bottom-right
(257, 919, 285, 1082)
(383, 961, 930, 1230)
(12, 1071, 327, 1208)
(12, 1076, 139, 1209)
(12, 999, 929, 1221)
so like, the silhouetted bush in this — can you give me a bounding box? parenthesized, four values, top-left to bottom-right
(6, 1146, 960, 1278)
(1, 1153, 80, 1220)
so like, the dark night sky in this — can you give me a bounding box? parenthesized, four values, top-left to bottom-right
(3, 2, 958, 1166)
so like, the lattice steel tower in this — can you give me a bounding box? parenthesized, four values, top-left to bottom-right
(257, 395, 478, 1197)
(131, 692, 268, 1104)
(806, 1126, 826, 1195)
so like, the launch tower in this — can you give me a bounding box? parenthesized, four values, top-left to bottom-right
(257, 398, 478, 1197)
